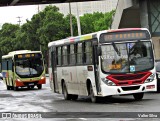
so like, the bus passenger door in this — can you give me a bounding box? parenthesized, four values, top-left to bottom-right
(51, 51, 59, 93)
(6, 60, 10, 86)
(93, 42, 101, 94)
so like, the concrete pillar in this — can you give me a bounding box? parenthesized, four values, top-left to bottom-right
(139, 0, 160, 60)
(139, 0, 149, 29)
(152, 37, 160, 60)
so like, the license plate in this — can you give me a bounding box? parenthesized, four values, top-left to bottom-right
(29, 83, 34, 86)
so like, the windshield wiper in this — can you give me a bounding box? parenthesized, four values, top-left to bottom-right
(112, 42, 121, 56)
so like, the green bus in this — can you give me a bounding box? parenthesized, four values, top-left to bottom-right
(1, 50, 46, 91)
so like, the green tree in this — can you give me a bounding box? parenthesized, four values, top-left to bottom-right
(0, 23, 20, 56)
(36, 5, 67, 60)
(64, 14, 78, 37)
(94, 10, 115, 31)
(80, 10, 115, 34)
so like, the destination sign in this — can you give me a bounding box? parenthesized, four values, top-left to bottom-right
(100, 30, 150, 43)
(15, 53, 42, 59)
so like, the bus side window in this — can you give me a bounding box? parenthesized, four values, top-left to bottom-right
(8, 59, 13, 71)
(77, 43, 83, 64)
(2, 60, 7, 71)
(57, 47, 62, 66)
(84, 41, 92, 64)
(62, 46, 68, 65)
(69, 44, 76, 65)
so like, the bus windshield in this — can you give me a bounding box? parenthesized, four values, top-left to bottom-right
(101, 41, 154, 73)
(15, 58, 44, 78)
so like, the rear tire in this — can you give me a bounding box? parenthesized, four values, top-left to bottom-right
(133, 93, 144, 100)
(90, 84, 99, 103)
(71, 95, 78, 100)
(62, 82, 72, 100)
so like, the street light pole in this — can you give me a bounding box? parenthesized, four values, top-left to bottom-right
(38, 4, 41, 51)
(76, 3, 81, 36)
(16, 16, 22, 26)
(69, 2, 73, 37)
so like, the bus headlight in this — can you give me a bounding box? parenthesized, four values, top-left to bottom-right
(145, 74, 155, 83)
(41, 76, 45, 80)
(101, 78, 116, 86)
(157, 72, 160, 79)
(158, 74, 160, 79)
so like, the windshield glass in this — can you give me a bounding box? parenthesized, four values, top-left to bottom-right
(101, 41, 154, 73)
(15, 57, 44, 78)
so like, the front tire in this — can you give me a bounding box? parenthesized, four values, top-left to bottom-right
(14, 86, 18, 91)
(37, 84, 42, 89)
(133, 93, 144, 100)
(6, 85, 10, 90)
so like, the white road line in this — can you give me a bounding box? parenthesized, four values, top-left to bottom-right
(79, 118, 87, 120)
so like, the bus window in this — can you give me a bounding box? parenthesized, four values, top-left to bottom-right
(69, 44, 76, 65)
(84, 41, 92, 64)
(2, 60, 7, 70)
(57, 47, 62, 66)
(8, 59, 13, 71)
(62, 46, 68, 65)
(77, 43, 83, 64)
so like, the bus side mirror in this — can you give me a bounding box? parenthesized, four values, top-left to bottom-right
(97, 46, 102, 56)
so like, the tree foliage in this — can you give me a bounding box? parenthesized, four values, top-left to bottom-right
(0, 23, 20, 56)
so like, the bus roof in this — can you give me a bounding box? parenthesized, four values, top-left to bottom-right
(2, 50, 42, 59)
(48, 32, 98, 48)
(48, 28, 149, 48)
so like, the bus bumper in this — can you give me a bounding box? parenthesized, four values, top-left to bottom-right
(15, 77, 46, 87)
(99, 82, 157, 97)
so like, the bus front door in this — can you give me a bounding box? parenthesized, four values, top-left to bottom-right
(51, 51, 59, 93)
(93, 44, 101, 94)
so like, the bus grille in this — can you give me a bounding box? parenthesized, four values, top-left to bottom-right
(121, 86, 140, 91)
(106, 72, 151, 86)
(23, 81, 38, 86)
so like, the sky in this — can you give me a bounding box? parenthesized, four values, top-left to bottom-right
(0, 5, 38, 26)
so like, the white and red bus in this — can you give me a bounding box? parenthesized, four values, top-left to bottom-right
(48, 28, 156, 103)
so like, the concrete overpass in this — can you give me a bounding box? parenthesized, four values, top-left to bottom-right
(112, 0, 160, 59)
(0, 0, 94, 6)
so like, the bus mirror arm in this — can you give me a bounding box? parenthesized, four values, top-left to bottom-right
(97, 46, 102, 56)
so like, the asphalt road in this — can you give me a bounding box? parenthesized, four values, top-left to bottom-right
(0, 78, 160, 121)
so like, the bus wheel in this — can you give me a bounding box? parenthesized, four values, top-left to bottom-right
(90, 84, 98, 103)
(37, 84, 42, 89)
(62, 82, 71, 100)
(14, 87, 18, 91)
(30, 85, 34, 89)
(6, 85, 10, 90)
(28, 86, 34, 89)
(133, 93, 144, 100)
(71, 95, 78, 100)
